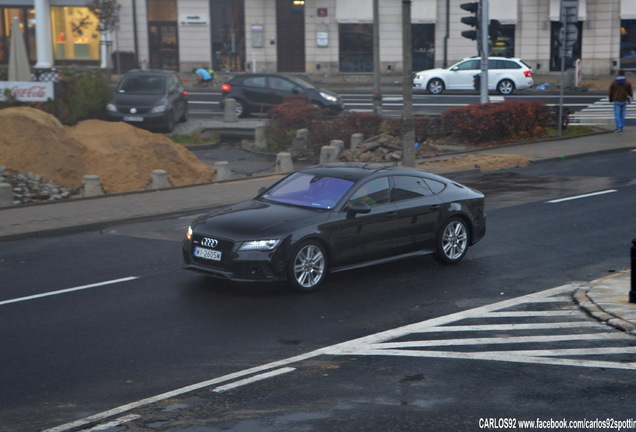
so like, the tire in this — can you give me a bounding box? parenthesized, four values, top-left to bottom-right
(497, 79, 515, 95)
(164, 111, 175, 133)
(235, 99, 248, 118)
(434, 217, 469, 265)
(179, 106, 188, 123)
(427, 78, 445, 95)
(287, 240, 328, 292)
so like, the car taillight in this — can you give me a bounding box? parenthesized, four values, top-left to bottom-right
(524, 71, 533, 78)
(182, 90, 188, 97)
(221, 84, 231, 92)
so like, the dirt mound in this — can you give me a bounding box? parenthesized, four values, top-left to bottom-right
(0, 107, 214, 194)
(418, 154, 534, 172)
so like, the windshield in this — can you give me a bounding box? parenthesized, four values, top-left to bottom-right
(262, 172, 354, 209)
(117, 76, 166, 95)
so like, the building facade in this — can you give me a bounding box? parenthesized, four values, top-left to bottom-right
(2, 0, 636, 77)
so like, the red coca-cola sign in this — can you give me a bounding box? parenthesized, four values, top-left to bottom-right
(0, 81, 54, 101)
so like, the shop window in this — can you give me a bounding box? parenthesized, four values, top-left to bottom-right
(412, 24, 435, 71)
(51, 7, 100, 60)
(339, 23, 372, 72)
(620, 20, 636, 70)
(489, 24, 514, 58)
(210, 0, 245, 72)
(0, 8, 36, 64)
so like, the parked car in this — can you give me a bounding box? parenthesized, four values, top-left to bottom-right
(106, 69, 188, 132)
(182, 163, 486, 292)
(219, 73, 344, 117)
(413, 57, 534, 95)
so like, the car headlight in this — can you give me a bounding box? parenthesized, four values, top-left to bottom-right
(239, 240, 280, 251)
(414, 74, 425, 80)
(151, 103, 168, 113)
(185, 226, 193, 240)
(106, 103, 118, 112)
(319, 91, 338, 103)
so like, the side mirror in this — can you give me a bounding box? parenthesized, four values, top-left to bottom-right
(346, 202, 371, 218)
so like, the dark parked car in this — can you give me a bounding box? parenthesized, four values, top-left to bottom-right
(106, 69, 188, 132)
(182, 163, 486, 292)
(219, 73, 343, 117)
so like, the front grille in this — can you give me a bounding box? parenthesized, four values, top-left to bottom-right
(191, 234, 234, 268)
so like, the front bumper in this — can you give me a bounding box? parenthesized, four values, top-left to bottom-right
(105, 111, 169, 129)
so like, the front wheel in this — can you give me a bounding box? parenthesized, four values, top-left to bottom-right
(287, 240, 328, 292)
(497, 79, 515, 95)
(434, 217, 469, 264)
(427, 78, 445, 95)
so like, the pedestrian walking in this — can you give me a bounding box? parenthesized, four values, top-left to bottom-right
(608, 69, 633, 132)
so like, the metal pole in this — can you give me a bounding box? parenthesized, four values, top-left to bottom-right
(443, 0, 449, 68)
(479, 0, 489, 104)
(630, 239, 636, 303)
(401, 0, 415, 167)
(372, 0, 382, 114)
(558, 0, 565, 137)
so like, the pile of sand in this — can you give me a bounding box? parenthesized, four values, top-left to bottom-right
(0, 107, 214, 194)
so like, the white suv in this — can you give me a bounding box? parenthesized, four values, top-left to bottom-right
(413, 57, 534, 95)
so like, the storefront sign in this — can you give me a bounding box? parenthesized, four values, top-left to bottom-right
(0, 82, 54, 102)
(179, 14, 209, 26)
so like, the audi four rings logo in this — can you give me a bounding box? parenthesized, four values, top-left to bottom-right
(201, 237, 218, 248)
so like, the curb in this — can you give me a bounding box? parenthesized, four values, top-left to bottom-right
(573, 271, 636, 336)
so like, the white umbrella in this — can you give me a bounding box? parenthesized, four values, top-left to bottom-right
(8, 17, 31, 82)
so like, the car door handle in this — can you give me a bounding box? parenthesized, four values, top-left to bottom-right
(431, 205, 440, 210)
(385, 212, 397, 218)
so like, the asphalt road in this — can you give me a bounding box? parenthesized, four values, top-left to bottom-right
(1, 150, 636, 431)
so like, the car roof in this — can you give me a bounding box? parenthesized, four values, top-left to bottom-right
(121, 69, 177, 76)
(300, 162, 434, 182)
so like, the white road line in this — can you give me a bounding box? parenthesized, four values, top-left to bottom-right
(78, 414, 140, 431)
(547, 189, 617, 203)
(212, 367, 296, 393)
(0, 276, 139, 307)
(43, 280, 634, 432)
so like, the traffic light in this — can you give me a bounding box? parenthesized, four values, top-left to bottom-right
(460, 2, 480, 41)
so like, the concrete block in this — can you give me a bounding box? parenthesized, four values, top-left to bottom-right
(276, 152, 294, 173)
(215, 161, 231, 181)
(82, 175, 104, 197)
(223, 98, 239, 123)
(0, 183, 12, 207)
(150, 169, 169, 189)
(255, 125, 267, 150)
(351, 133, 364, 148)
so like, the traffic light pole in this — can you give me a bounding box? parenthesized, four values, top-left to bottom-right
(479, 0, 489, 104)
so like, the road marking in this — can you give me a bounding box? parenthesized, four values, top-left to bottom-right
(78, 414, 140, 431)
(547, 189, 617, 203)
(213, 367, 296, 393)
(43, 281, 635, 432)
(0, 276, 139, 306)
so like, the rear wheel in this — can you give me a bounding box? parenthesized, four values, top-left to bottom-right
(497, 79, 515, 95)
(287, 240, 328, 292)
(235, 99, 248, 118)
(434, 217, 469, 264)
(164, 111, 175, 133)
(427, 78, 445, 95)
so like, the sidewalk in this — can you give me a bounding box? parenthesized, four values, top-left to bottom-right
(1, 120, 635, 335)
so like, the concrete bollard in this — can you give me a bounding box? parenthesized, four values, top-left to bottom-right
(214, 161, 231, 181)
(0, 183, 12, 207)
(319, 145, 336, 164)
(150, 169, 169, 189)
(276, 152, 294, 173)
(255, 125, 267, 150)
(330, 139, 344, 159)
(350, 133, 364, 149)
(83, 174, 104, 197)
(223, 98, 239, 122)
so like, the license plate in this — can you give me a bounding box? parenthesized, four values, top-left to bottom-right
(194, 246, 222, 261)
(123, 116, 143, 122)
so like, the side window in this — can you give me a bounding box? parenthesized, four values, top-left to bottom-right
(244, 77, 267, 88)
(269, 77, 295, 91)
(392, 176, 434, 202)
(349, 177, 390, 207)
(503, 60, 521, 69)
(456, 60, 479, 70)
(423, 179, 446, 194)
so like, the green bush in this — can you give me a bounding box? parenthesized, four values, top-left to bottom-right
(53, 68, 111, 125)
(441, 101, 552, 144)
